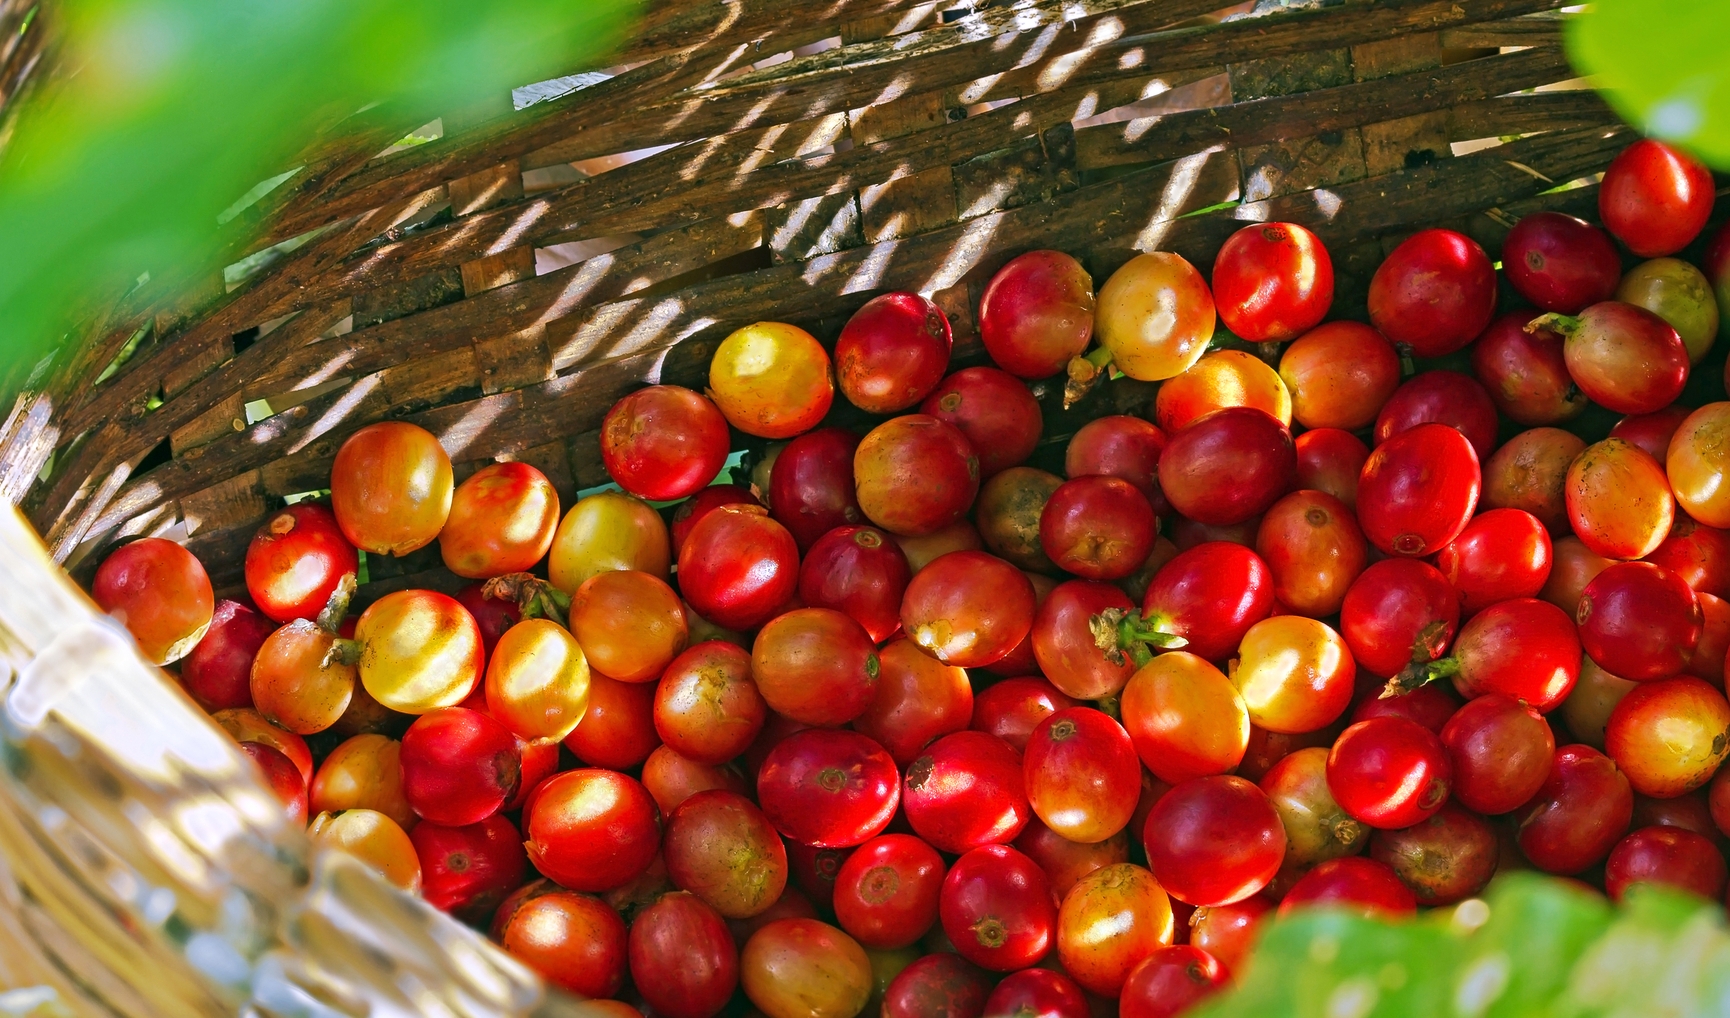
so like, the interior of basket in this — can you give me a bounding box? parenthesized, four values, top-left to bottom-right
(0, 0, 1665, 607)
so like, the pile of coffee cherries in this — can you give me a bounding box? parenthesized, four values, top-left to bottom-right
(88, 136, 1730, 1018)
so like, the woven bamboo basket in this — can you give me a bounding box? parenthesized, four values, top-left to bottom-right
(0, 0, 1695, 1014)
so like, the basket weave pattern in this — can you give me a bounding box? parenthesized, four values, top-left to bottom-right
(0, 0, 1615, 606)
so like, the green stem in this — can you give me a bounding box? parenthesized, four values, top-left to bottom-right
(316, 572, 356, 633)
(1063, 346, 1116, 409)
(1525, 312, 1581, 338)
(1383, 655, 1462, 699)
(1090, 608, 1190, 669)
(323, 637, 362, 668)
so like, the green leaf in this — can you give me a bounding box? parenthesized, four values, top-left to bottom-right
(1188, 874, 1730, 1018)
(0, 0, 641, 384)
(1566, 0, 1730, 167)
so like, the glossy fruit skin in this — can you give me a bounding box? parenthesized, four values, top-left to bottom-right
(1056, 863, 1175, 996)
(855, 414, 982, 537)
(1606, 677, 1730, 797)
(1254, 489, 1366, 617)
(484, 618, 590, 742)
(902, 551, 1035, 668)
(904, 731, 1032, 854)
(215, 708, 314, 786)
(654, 640, 766, 765)
(880, 952, 994, 1018)
(399, 707, 519, 825)
(1578, 562, 1702, 680)
(982, 968, 1089, 1018)
(308, 809, 420, 891)
(678, 504, 800, 631)
(971, 678, 1076, 753)
(1451, 598, 1581, 711)
(1556, 302, 1692, 415)
(240, 742, 308, 823)
(1119, 945, 1229, 1018)
(1340, 558, 1460, 679)
(1278, 857, 1417, 920)
(244, 504, 359, 623)
(1295, 429, 1370, 508)
(1470, 313, 1588, 426)
(440, 462, 561, 579)
(309, 734, 413, 830)
(1031, 580, 1136, 701)
(601, 385, 731, 502)
(1669, 404, 1730, 529)
(1259, 746, 1367, 867)
(1560, 657, 1638, 752)
(1039, 475, 1156, 580)
(1502, 212, 1622, 313)
(1618, 257, 1719, 363)
(1437, 508, 1554, 615)
(664, 791, 788, 919)
(1279, 321, 1401, 432)
(1096, 252, 1216, 381)
(1613, 406, 1694, 464)
(642, 745, 749, 817)
(1605, 826, 1728, 903)
(672, 484, 760, 557)
(709, 322, 834, 439)
(1158, 408, 1296, 525)
(1327, 717, 1452, 829)
(564, 672, 660, 770)
(940, 844, 1056, 971)
(1648, 514, 1730, 600)
(1599, 139, 1715, 257)
(1370, 803, 1497, 906)
(1686, 592, 1730, 684)
(330, 422, 453, 556)
(1567, 438, 1676, 560)
(758, 729, 900, 848)
(1515, 744, 1634, 874)
(752, 608, 880, 726)
(854, 638, 973, 767)
(1143, 775, 1286, 907)
(1483, 427, 1587, 535)
(1142, 541, 1275, 662)
(920, 367, 1043, 479)
(1188, 896, 1269, 972)
(1121, 652, 1250, 784)
(454, 582, 519, 664)
(628, 891, 739, 1018)
(741, 918, 872, 1018)
(1441, 694, 1555, 815)
(1156, 349, 1293, 432)
(1064, 414, 1168, 504)
(1212, 222, 1334, 342)
(1368, 228, 1496, 358)
(797, 525, 910, 643)
(1357, 423, 1481, 557)
(570, 569, 687, 683)
(354, 589, 483, 713)
(1024, 708, 1140, 844)
(249, 616, 356, 734)
(1231, 616, 1354, 734)
(183, 600, 274, 711)
(836, 292, 953, 413)
(979, 250, 1096, 379)
(413, 814, 527, 922)
(498, 890, 627, 999)
(1374, 370, 1499, 465)
(769, 427, 864, 552)
(832, 834, 945, 950)
(527, 770, 660, 893)
(93, 537, 214, 665)
(1014, 819, 1130, 904)
(548, 490, 670, 593)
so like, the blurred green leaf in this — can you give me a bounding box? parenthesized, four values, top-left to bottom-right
(1189, 874, 1730, 1018)
(1566, 0, 1730, 168)
(0, 0, 641, 383)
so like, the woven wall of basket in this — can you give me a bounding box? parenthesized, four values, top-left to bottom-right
(0, 0, 1628, 604)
